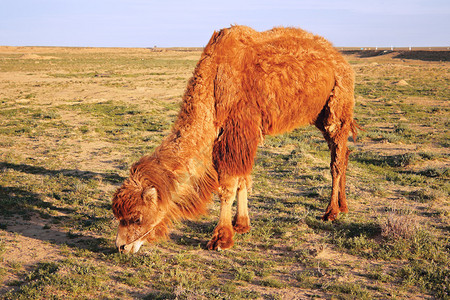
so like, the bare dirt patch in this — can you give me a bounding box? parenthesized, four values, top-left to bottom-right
(19, 54, 59, 60)
(0, 46, 448, 299)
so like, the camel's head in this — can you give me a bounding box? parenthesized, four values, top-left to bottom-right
(112, 183, 166, 254)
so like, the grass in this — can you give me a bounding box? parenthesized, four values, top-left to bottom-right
(0, 47, 449, 299)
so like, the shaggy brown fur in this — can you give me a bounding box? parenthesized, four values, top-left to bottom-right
(112, 25, 357, 252)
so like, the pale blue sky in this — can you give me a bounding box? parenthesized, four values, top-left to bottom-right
(1, 0, 449, 47)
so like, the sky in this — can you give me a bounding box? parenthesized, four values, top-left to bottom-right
(1, 0, 449, 48)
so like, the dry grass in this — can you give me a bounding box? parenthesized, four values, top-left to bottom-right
(380, 214, 420, 240)
(0, 47, 449, 299)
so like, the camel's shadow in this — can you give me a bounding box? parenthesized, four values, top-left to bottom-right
(0, 162, 124, 254)
(0, 162, 125, 184)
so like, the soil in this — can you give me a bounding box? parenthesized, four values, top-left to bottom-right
(0, 46, 448, 299)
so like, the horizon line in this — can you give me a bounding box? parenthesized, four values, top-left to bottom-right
(1, 45, 450, 50)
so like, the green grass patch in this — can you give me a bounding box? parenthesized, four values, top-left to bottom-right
(1, 48, 448, 299)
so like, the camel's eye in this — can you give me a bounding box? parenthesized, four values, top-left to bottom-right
(128, 216, 141, 225)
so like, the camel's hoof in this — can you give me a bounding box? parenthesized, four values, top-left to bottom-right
(339, 205, 349, 213)
(322, 211, 339, 221)
(232, 216, 251, 234)
(207, 226, 234, 250)
(233, 224, 251, 234)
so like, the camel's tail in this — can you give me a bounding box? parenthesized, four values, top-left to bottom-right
(350, 119, 363, 142)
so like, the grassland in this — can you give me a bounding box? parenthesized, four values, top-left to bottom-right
(0, 46, 449, 299)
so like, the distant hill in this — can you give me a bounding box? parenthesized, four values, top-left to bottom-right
(340, 49, 450, 62)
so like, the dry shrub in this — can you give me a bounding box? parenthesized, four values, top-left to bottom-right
(380, 214, 420, 240)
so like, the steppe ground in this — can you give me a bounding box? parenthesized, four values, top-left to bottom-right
(0, 46, 448, 299)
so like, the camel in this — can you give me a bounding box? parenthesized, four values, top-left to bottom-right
(112, 25, 358, 253)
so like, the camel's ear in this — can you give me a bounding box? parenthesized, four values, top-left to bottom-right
(142, 187, 158, 205)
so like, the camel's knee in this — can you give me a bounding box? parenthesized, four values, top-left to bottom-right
(237, 175, 252, 194)
(218, 175, 239, 202)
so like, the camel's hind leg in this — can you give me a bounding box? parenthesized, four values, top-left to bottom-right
(338, 148, 351, 214)
(233, 176, 252, 234)
(328, 130, 351, 218)
(317, 123, 351, 221)
(316, 81, 354, 221)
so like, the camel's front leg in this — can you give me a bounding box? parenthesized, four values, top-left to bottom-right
(233, 176, 251, 233)
(207, 176, 238, 250)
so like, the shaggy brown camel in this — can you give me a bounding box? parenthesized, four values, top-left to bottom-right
(112, 25, 358, 253)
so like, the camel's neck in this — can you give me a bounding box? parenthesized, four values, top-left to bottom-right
(149, 68, 219, 219)
(159, 73, 217, 174)
(156, 122, 216, 190)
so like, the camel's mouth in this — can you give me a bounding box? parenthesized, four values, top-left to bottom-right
(116, 238, 145, 254)
(115, 221, 161, 254)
